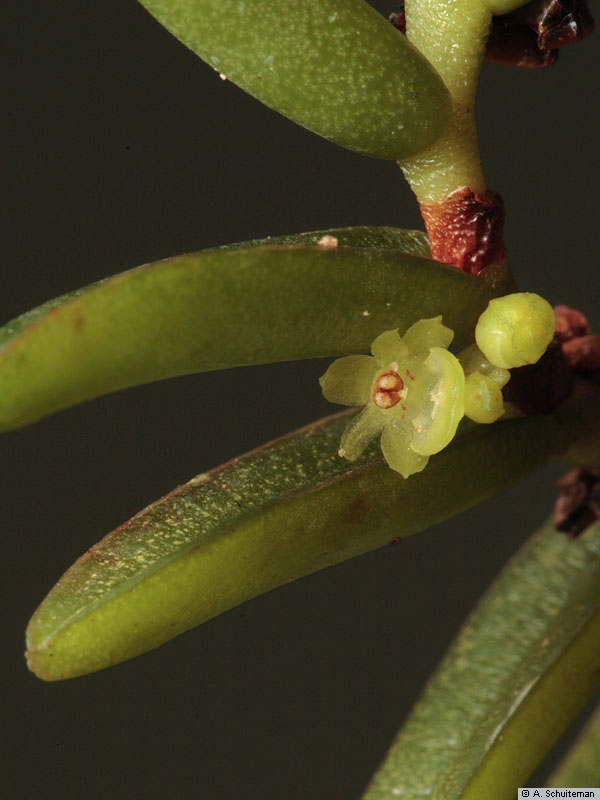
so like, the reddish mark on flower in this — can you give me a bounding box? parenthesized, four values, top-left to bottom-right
(373, 371, 404, 409)
(420, 187, 505, 276)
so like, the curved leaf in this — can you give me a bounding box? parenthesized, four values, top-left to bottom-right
(547, 702, 600, 788)
(27, 408, 571, 681)
(137, 0, 451, 160)
(362, 516, 600, 800)
(0, 228, 491, 432)
(487, 1, 532, 13)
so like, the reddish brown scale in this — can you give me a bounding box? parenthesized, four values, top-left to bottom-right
(533, 0, 595, 50)
(390, 0, 594, 69)
(503, 337, 574, 415)
(372, 371, 404, 409)
(555, 304, 591, 343)
(389, 9, 406, 34)
(486, 21, 558, 68)
(420, 188, 505, 275)
(563, 335, 600, 373)
(554, 467, 600, 537)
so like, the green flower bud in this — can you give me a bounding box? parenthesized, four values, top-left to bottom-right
(464, 371, 505, 424)
(475, 293, 556, 370)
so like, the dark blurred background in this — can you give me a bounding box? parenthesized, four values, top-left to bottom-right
(3, 2, 599, 798)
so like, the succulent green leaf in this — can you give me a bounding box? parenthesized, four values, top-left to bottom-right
(485, 1, 532, 14)
(136, 0, 451, 160)
(362, 516, 600, 800)
(0, 228, 492, 432)
(547, 702, 600, 788)
(27, 409, 569, 681)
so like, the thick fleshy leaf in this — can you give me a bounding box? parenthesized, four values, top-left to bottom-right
(547, 703, 600, 788)
(26, 404, 581, 681)
(487, 0, 532, 13)
(362, 516, 600, 800)
(0, 228, 492, 432)
(137, 0, 451, 160)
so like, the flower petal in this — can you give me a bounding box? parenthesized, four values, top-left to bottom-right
(401, 316, 454, 358)
(410, 347, 465, 455)
(371, 329, 408, 366)
(319, 355, 378, 406)
(380, 420, 429, 478)
(339, 406, 385, 461)
(464, 371, 505, 424)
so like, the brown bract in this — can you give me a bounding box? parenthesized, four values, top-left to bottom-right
(419, 187, 505, 276)
(554, 305, 600, 376)
(554, 304, 591, 342)
(503, 337, 575, 415)
(563, 335, 600, 373)
(554, 467, 600, 536)
(391, 0, 594, 69)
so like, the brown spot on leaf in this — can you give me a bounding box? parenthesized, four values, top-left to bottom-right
(344, 495, 369, 525)
(72, 307, 85, 331)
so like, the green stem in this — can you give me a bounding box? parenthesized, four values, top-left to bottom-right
(400, 0, 492, 203)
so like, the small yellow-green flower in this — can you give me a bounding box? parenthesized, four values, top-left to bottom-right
(319, 317, 465, 478)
